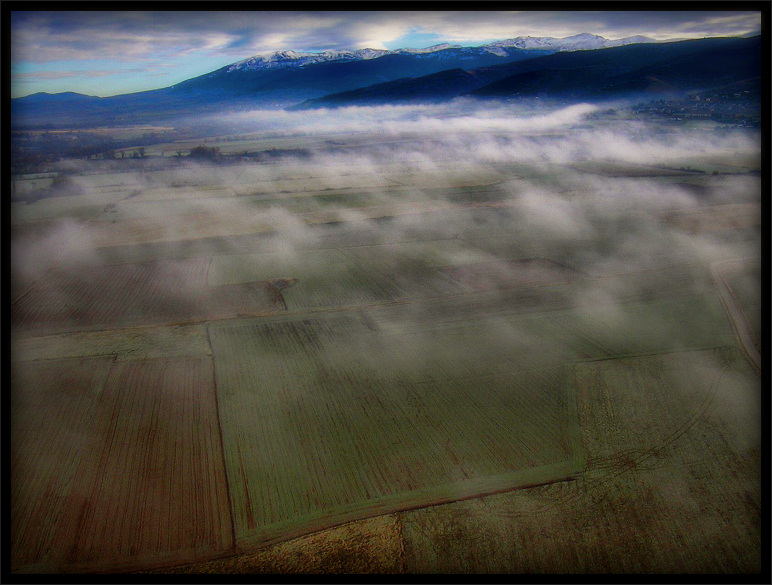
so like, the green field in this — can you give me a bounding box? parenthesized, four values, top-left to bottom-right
(208, 314, 584, 548)
(208, 249, 395, 310)
(400, 346, 761, 573)
(509, 293, 736, 359)
(718, 258, 761, 348)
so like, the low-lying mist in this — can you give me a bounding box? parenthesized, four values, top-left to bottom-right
(10, 99, 762, 534)
(12, 100, 761, 381)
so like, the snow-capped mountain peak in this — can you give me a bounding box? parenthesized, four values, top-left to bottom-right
(487, 33, 657, 51)
(397, 43, 463, 54)
(605, 35, 658, 47)
(224, 33, 660, 74)
(226, 48, 390, 72)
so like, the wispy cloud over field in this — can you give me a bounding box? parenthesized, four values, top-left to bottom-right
(10, 97, 761, 575)
(12, 103, 760, 312)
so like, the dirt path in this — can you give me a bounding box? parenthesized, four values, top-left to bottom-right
(710, 259, 760, 373)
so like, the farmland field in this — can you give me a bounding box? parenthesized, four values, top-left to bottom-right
(12, 257, 282, 336)
(10, 113, 761, 574)
(711, 257, 761, 350)
(400, 347, 761, 573)
(10, 323, 210, 363)
(208, 314, 583, 548)
(11, 357, 116, 571)
(207, 249, 395, 310)
(11, 356, 233, 573)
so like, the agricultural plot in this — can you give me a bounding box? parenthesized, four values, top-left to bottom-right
(12, 176, 55, 195)
(384, 167, 508, 190)
(130, 185, 238, 201)
(142, 135, 329, 157)
(11, 357, 116, 572)
(49, 172, 149, 195)
(12, 171, 148, 205)
(232, 174, 396, 197)
(663, 202, 760, 234)
(566, 161, 701, 177)
(400, 347, 761, 573)
(656, 153, 761, 175)
(310, 219, 451, 249)
(10, 117, 760, 574)
(11, 191, 129, 225)
(208, 314, 584, 549)
(458, 234, 534, 263)
(716, 258, 761, 350)
(375, 239, 497, 268)
(95, 194, 295, 242)
(99, 197, 246, 223)
(143, 513, 406, 575)
(208, 249, 394, 310)
(354, 279, 734, 364)
(146, 166, 259, 187)
(300, 198, 473, 226)
(81, 233, 274, 266)
(307, 190, 381, 208)
(75, 171, 146, 188)
(11, 355, 233, 573)
(11, 257, 281, 336)
(442, 258, 579, 292)
(86, 209, 272, 247)
(462, 224, 727, 280)
(509, 293, 736, 360)
(342, 244, 465, 300)
(354, 284, 576, 338)
(235, 191, 382, 217)
(11, 323, 210, 363)
(330, 238, 580, 296)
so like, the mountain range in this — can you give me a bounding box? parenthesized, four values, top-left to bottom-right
(11, 33, 761, 129)
(216, 33, 659, 72)
(299, 35, 761, 108)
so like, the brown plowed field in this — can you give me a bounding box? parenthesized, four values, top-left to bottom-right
(11, 357, 116, 571)
(11, 356, 233, 573)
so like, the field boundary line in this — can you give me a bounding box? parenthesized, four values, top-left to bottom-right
(205, 324, 239, 555)
(530, 349, 735, 517)
(572, 344, 739, 365)
(709, 260, 760, 373)
(233, 459, 584, 552)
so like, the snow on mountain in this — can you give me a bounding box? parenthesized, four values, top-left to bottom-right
(225, 34, 659, 74)
(397, 43, 463, 54)
(487, 35, 565, 50)
(488, 33, 658, 51)
(227, 48, 390, 72)
(604, 35, 660, 47)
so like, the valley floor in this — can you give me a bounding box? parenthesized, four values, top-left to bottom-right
(10, 120, 762, 575)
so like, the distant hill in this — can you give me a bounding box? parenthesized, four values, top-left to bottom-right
(300, 36, 761, 108)
(13, 91, 101, 104)
(471, 35, 761, 99)
(290, 68, 511, 108)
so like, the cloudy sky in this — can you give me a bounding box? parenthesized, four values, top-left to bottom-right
(10, 10, 762, 98)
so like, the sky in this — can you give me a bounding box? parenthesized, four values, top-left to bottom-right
(10, 10, 762, 98)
